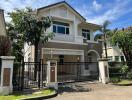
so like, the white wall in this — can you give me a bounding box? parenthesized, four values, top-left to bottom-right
(103, 46, 125, 61)
(37, 5, 87, 44)
(24, 43, 35, 62)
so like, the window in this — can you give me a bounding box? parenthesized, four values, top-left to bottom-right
(53, 21, 69, 35)
(82, 29, 90, 40)
(59, 55, 64, 64)
(115, 56, 119, 62)
(58, 26, 65, 34)
(53, 25, 56, 33)
(121, 56, 125, 61)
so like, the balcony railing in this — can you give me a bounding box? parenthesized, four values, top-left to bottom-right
(51, 34, 84, 44)
(50, 33, 98, 44)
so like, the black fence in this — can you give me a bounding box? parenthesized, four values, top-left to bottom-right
(57, 62, 99, 82)
(13, 61, 99, 91)
(108, 61, 130, 78)
(13, 60, 47, 91)
(109, 67, 123, 77)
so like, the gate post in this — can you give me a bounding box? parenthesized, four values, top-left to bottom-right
(98, 58, 110, 84)
(46, 58, 58, 90)
(38, 59, 42, 88)
(21, 60, 24, 90)
(0, 56, 15, 95)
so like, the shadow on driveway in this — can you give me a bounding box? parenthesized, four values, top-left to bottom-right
(58, 82, 92, 94)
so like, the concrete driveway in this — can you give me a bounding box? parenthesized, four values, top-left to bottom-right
(49, 81, 132, 100)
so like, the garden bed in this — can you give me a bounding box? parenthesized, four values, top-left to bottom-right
(0, 89, 57, 100)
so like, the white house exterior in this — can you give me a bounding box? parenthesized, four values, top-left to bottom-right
(24, 1, 103, 77)
(103, 39, 126, 62)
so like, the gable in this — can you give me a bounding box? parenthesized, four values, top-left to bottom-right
(37, 1, 86, 22)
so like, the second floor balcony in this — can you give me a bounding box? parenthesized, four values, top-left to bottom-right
(50, 33, 84, 44)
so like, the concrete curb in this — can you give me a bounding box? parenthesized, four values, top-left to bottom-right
(21, 91, 58, 100)
(112, 83, 132, 86)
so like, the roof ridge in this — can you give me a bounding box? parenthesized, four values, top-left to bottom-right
(38, 1, 66, 10)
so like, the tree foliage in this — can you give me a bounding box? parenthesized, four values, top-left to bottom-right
(111, 28, 132, 68)
(8, 7, 54, 62)
(94, 33, 103, 41)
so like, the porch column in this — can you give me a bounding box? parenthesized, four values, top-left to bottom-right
(80, 54, 84, 62)
(80, 54, 85, 75)
(0, 56, 15, 95)
(98, 58, 110, 84)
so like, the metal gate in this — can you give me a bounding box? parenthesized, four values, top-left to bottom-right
(13, 60, 47, 91)
(13, 61, 98, 90)
(57, 62, 99, 82)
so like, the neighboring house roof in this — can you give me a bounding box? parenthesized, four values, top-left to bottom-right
(37, 1, 86, 21)
(79, 22, 101, 31)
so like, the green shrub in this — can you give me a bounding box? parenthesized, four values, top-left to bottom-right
(110, 77, 120, 83)
(127, 72, 132, 80)
(120, 65, 129, 75)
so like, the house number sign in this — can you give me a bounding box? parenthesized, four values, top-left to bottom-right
(3, 68, 10, 86)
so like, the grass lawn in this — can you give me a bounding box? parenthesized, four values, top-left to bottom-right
(116, 80, 132, 85)
(0, 89, 55, 100)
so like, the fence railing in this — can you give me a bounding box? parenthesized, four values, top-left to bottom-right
(13, 61, 47, 91)
(13, 61, 99, 91)
(57, 62, 99, 82)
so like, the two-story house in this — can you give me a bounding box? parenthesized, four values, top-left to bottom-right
(24, 1, 102, 78)
(0, 9, 6, 36)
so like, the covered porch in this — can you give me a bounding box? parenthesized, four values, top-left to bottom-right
(42, 48, 99, 82)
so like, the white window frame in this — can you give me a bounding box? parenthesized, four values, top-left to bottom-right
(82, 29, 90, 40)
(53, 23, 69, 35)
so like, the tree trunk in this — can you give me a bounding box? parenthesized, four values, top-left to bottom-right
(104, 33, 108, 58)
(34, 42, 39, 80)
(104, 41, 108, 58)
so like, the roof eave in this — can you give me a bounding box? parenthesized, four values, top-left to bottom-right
(37, 1, 86, 21)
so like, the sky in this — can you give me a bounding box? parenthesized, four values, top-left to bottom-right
(0, 0, 132, 29)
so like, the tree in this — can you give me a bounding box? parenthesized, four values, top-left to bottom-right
(94, 33, 103, 41)
(99, 20, 111, 58)
(8, 8, 54, 79)
(111, 28, 132, 68)
(7, 23, 24, 63)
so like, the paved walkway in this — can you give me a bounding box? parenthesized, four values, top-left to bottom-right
(49, 81, 132, 100)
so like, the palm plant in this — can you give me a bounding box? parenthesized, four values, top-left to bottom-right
(99, 20, 111, 58)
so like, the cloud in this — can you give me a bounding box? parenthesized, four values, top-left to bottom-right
(0, 0, 132, 26)
(86, 0, 132, 24)
(0, 0, 60, 22)
(92, 0, 102, 11)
